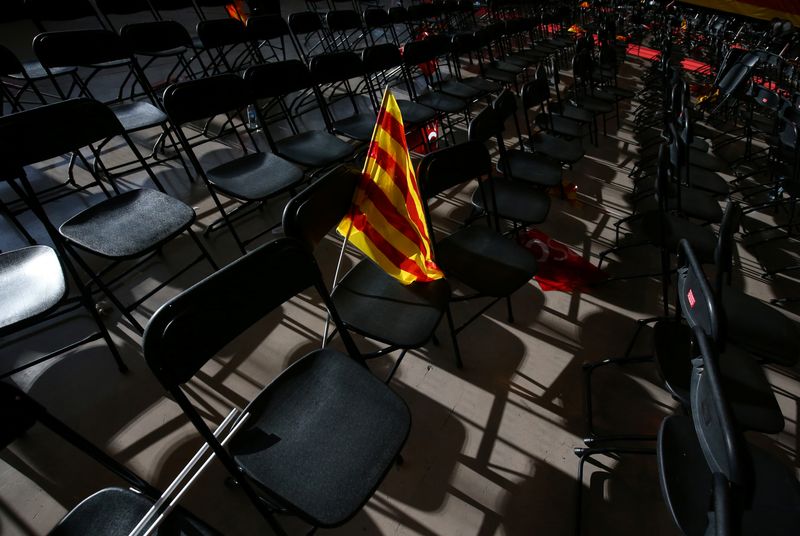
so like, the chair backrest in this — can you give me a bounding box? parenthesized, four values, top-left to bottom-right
(25, 0, 103, 28)
(33, 29, 132, 68)
(163, 73, 251, 126)
(0, 98, 124, 170)
(363, 8, 391, 29)
(282, 164, 361, 250)
(244, 59, 314, 99)
(689, 327, 750, 501)
(143, 237, 357, 387)
(0, 0, 28, 24)
(417, 141, 492, 199)
(326, 9, 361, 32)
(521, 77, 550, 109)
(246, 13, 290, 41)
(468, 101, 502, 145)
(677, 239, 720, 344)
(362, 43, 402, 73)
(96, 0, 155, 16)
(0, 44, 24, 77)
(121, 20, 194, 54)
(288, 10, 324, 35)
(310, 51, 364, 85)
(197, 18, 248, 49)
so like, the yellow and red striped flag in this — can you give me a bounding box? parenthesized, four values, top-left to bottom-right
(336, 88, 443, 285)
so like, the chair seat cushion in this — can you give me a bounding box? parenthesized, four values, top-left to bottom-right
(207, 152, 303, 201)
(230, 349, 410, 527)
(438, 79, 482, 101)
(276, 130, 355, 168)
(111, 101, 168, 132)
(51, 487, 218, 536)
(60, 189, 195, 259)
(470, 177, 550, 224)
(653, 321, 784, 434)
(396, 100, 436, 126)
(528, 133, 585, 164)
(437, 225, 537, 297)
(333, 112, 378, 141)
(334, 259, 450, 348)
(720, 286, 800, 367)
(499, 150, 563, 187)
(417, 91, 467, 113)
(658, 416, 800, 536)
(0, 246, 65, 330)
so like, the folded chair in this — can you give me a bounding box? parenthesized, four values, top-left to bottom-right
(0, 382, 220, 535)
(143, 237, 411, 534)
(283, 164, 460, 375)
(163, 74, 305, 255)
(0, 98, 218, 334)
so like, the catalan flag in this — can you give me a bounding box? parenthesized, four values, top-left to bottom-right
(336, 88, 444, 285)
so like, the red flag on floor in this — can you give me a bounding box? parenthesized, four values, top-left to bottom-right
(518, 229, 608, 292)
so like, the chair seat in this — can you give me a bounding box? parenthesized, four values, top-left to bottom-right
(653, 321, 784, 434)
(60, 189, 195, 259)
(639, 212, 717, 262)
(460, 76, 502, 95)
(417, 91, 467, 113)
(333, 113, 378, 141)
(437, 225, 537, 297)
(600, 85, 636, 99)
(470, 177, 551, 224)
(438, 79, 482, 101)
(720, 286, 800, 367)
(10, 61, 76, 80)
(499, 150, 563, 187)
(535, 114, 586, 138)
(276, 130, 355, 168)
(658, 416, 800, 536)
(483, 66, 517, 85)
(207, 152, 303, 201)
(686, 165, 730, 195)
(111, 101, 168, 132)
(504, 54, 533, 67)
(572, 95, 614, 114)
(493, 60, 525, 73)
(635, 188, 723, 224)
(396, 100, 436, 126)
(690, 147, 727, 172)
(334, 259, 450, 348)
(229, 349, 410, 527)
(529, 133, 585, 164)
(50, 487, 218, 536)
(0, 246, 65, 330)
(552, 102, 595, 124)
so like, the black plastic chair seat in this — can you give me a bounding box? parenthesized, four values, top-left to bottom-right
(639, 212, 717, 262)
(636, 188, 723, 224)
(492, 60, 524, 74)
(460, 76, 502, 95)
(504, 54, 533, 67)
(111, 101, 168, 132)
(535, 114, 586, 138)
(60, 189, 195, 259)
(436, 225, 537, 297)
(552, 102, 594, 124)
(573, 95, 614, 114)
(599, 85, 636, 99)
(416, 92, 466, 114)
(499, 150, 563, 187)
(334, 259, 450, 348)
(0, 246, 65, 330)
(396, 100, 436, 126)
(518, 49, 549, 61)
(9, 61, 76, 80)
(276, 131, 355, 167)
(333, 113, 378, 141)
(51, 487, 219, 536)
(658, 416, 800, 536)
(686, 166, 730, 195)
(720, 286, 800, 367)
(529, 133, 585, 164)
(689, 148, 727, 172)
(438, 79, 482, 101)
(206, 152, 304, 201)
(470, 178, 550, 224)
(483, 66, 517, 85)
(653, 321, 784, 434)
(229, 348, 410, 527)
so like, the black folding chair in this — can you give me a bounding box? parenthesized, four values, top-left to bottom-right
(0, 98, 218, 334)
(0, 382, 220, 535)
(95, 0, 158, 32)
(0, 44, 78, 113)
(283, 164, 461, 376)
(25, 0, 106, 31)
(164, 74, 304, 254)
(245, 13, 299, 63)
(143, 237, 411, 535)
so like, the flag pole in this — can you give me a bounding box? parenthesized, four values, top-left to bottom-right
(321, 86, 390, 348)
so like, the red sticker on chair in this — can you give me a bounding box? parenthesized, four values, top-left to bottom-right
(687, 289, 696, 308)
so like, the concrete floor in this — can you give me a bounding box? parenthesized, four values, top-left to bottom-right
(2, 4, 800, 536)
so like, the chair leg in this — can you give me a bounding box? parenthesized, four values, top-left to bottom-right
(187, 227, 219, 271)
(444, 306, 463, 369)
(82, 292, 128, 373)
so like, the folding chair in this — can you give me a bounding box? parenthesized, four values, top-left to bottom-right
(0, 98, 218, 334)
(95, 0, 158, 32)
(25, 0, 106, 31)
(143, 237, 411, 534)
(283, 164, 461, 376)
(0, 382, 220, 535)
